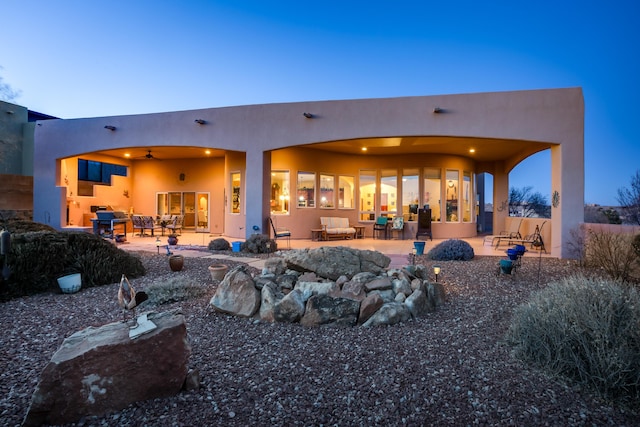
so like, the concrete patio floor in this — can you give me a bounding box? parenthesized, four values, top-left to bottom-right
(115, 229, 552, 261)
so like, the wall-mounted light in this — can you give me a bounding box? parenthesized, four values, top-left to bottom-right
(433, 265, 441, 282)
(5, 110, 14, 115)
(303, 112, 313, 118)
(433, 107, 443, 114)
(104, 125, 116, 131)
(194, 119, 206, 124)
(179, 173, 185, 181)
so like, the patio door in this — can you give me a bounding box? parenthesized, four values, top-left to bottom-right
(195, 192, 210, 233)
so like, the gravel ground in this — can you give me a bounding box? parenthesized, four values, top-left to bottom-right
(1, 251, 639, 426)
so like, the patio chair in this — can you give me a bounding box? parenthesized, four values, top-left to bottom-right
(166, 215, 184, 235)
(269, 217, 291, 249)
(390, 216, 405, 239)
(415, 208, 433, 240)
(131, 215, 145, 236)
(373, 217, 389, 239)
(142, 215, 162, 237)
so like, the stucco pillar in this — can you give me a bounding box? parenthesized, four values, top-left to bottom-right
(551, 143, 584, 258)
(244, 150, 271, 239)
(493, 166, 510, 235)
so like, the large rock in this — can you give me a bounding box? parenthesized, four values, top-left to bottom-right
(259, 282, 284, 322)
(405, 287, 435, 318)
(23, 311, 190, 426)
(210, 265, 260, 317)
(273, 289, 308, 323)
(300, 294, 361, 327)
(283, 247, 390, 280)
(362, 302, 411, 327)
(358, 293, 384, 325)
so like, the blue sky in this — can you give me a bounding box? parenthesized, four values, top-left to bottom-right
(1, 1, 638, 206)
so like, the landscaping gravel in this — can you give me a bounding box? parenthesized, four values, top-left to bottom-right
(1, 251, 639, 426)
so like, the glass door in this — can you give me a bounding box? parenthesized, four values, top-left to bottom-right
(183, 192, 196, 229)
(196, 192, 210, 232)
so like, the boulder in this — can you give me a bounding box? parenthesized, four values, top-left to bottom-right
(358, 293, 384, 325)
(210, 266, 260, 317)
(263, 257, 287, 275)
(294, 280, 338, 296)
(405, 287, 435, 318)
(362, 302, 411, 327)
(259, 282, 284, 322)
(23, 311, 190, 426)
(273, 289, 308, 323)
(428, 282, 446, 307)
(364, 276, 393, 292)
(300, 294, 361, 327)
(283, 247, 390, 280)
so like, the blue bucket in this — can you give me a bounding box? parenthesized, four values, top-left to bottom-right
(413, 241, 426, 255)
(500, 259, 513, 274)
(232, 241, 242, 252)
(506, 248, 519, 261)
(514, 244, 526, 256)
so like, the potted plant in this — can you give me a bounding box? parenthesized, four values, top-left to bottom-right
(167, 234, 179, 246)
(169, 254, 184, 271)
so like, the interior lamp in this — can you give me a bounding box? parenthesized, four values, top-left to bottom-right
(433, 265, 441, 282)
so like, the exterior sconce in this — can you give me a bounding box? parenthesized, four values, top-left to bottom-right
(194, 119, 206, 124)
(104, 125, 116, 131)
(433, 107, 443, 113)
(303, 112, 313, 118)
(179, 173, 185, 181)
(433, 265, 441, 282)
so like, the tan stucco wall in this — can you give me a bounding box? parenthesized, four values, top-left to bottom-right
(33, 88, 584, 257)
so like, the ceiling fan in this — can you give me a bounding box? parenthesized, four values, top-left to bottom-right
(135, 150, 161, 160)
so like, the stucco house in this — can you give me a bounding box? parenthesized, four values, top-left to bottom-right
(31, 88, 584, 258)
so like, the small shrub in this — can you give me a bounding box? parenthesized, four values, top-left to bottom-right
(426, 239, 474, 261)
(208, 238, 231, 251)
(583, 229, 637, 283)
(505, 275, 640, 403)
(242, 233, 276, 254)
(144, 276, 208, 306)
(3, 230, 145, 299)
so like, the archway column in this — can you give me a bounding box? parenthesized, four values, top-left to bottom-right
(493, 166, 510, 236)
(244, 150, 272, 239)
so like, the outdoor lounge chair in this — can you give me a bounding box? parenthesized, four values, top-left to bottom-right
(484, 217, 523, 248)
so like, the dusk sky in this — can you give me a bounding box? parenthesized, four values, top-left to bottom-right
(1, 1, 638, 206)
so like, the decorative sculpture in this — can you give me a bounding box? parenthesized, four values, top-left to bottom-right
(117, 274, 148, 326)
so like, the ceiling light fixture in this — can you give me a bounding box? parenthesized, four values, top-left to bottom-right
(194, 119, 206, 124)
(104, 125, 116, 131)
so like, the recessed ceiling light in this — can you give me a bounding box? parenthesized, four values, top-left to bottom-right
(361, 147, 367, 152)
(124, 153, 131, 158)
(205, 150, 211, 155)
(469, 148, 476, 153)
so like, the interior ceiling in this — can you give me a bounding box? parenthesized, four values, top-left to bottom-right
(94, 136, 550, 162)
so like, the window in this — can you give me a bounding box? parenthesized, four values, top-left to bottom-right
(359, 170, 376, 221)
(446, 169, 459, 222)
(319, 174, 335, 208)
(424, 168, 441, 221)
(77, 158, 127, 184)
(402, 169, 419, 221)
(297, 171, 315, 208)
(231, 172, 241, 214)
(338, 175, 354, 209)
(380, 169, 397, 216)
(270, 171, 290, 214)
(463, 171, 472, 222)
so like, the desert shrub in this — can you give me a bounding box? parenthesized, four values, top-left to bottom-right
(242, 233, 276, 254)
(505, 275, 640, 403)
(426, 239, 474, 261)
(0, 218, 56, 233)
(2, 231, 145, 299)
(583, 229, 638, 283)
(208, 238, 231, 251)
(144, 276, 208, 306)
(633, 234, 640, 259)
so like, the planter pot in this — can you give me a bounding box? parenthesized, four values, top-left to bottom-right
(413, 241, 426, 255)
(499, 259, 513, 274)
(513, 244, 526, 256)
(57, 273, 82, 294)
(167, 236, 179, 246)
(115, 234, 126, 243)
(169, 254, 184, 272)
(506, 248, 519, 261)
(208, 264, 229, 281)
